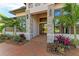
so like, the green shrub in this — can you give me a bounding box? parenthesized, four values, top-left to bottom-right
(0, 35, 6, 43)
(0, 35, 6, 40)
(13, 35, 21, 44)
(71, 39, 79, 48)
(0, 38, 4, 43)
(0, 34, 13, 40)
(5, 34, 13, 40)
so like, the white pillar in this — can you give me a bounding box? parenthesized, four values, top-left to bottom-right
(47, 4, 54, 43)
(25, 3, 33, 40)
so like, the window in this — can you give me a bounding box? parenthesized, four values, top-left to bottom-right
(54, 9, 70, 34)
(54, 19, 61, 33)
(54, 9, 61, 33)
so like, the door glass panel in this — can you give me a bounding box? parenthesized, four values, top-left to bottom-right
(39, 18, 47, 34)
(44, 24, 47, 33)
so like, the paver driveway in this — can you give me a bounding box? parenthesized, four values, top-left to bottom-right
(0, 35, 51, 56)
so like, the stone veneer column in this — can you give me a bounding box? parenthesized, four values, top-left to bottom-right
(47, 4, 54, 43)
(26, 4, 33, 40)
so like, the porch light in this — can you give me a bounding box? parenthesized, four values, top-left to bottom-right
(26, 15, 28, 19)
(24, 3, 26, 5)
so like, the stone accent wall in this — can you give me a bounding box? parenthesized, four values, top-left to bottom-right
(47, 4, 54, 43)
(26, 10, 33, 40)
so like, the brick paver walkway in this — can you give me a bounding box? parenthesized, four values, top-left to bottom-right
(0, 35, 51, 56)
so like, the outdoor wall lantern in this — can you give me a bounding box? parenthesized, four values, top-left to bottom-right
(26, 15, 28, 19)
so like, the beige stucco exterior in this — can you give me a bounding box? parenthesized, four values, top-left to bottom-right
(5, 3, 79, 44)
(15, 12, 26, 17)
(11, 3, 64, 16)
(10, 3, 64, 43)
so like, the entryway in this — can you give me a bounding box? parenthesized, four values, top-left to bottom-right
(39, 17, 47, 35)
(31, 12, 47, 38)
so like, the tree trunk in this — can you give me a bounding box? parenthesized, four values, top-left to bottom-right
(69, 26, 71, 34)
(13, 25, 16, 36)
(64, 27, 66, 34)
(74, 24, 77, 40)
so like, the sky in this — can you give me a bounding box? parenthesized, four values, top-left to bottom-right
(0, 3, 25, 18)
(54, 10, 61, 16)
(0, 0, 57, 18)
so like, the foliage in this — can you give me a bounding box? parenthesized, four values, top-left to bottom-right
(12, 35, 21, 43)
(0, 34, 28, 44)
(56, 3, 79, 45)
(5, 34, 13, 40)
(48, 35, 71, 54)
(0, 25, 4, 32)
(55, 35, 70, 46)
(71, 39, 79, 47)
(12, 35, 28, 44)
(47, 42, 65, 54)
(0, 14, 10, 32)
(61, 3, 79, 27)
(0, 14, 26, 34)
(0, 34, 13, 40)
(0, 34, 7, 42)
(16, 16, 26, 32)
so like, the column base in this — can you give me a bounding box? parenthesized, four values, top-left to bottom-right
(47, 34, 54, 43)
(25, 33, 33, 40)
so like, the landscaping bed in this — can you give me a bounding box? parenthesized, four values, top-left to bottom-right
(0, 34, 29, 45)
(47, 35, 79, 56)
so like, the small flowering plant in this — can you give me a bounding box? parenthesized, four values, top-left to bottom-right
(55, 35, 65, 44)
(64, 37, 70, 46)
(54, 35, 71, 48)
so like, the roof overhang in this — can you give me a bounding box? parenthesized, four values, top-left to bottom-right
(10, 6, 26, 15)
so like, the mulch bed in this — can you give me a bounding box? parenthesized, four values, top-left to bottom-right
(5, 39, 29, 45)
(47, 43, 77, 56)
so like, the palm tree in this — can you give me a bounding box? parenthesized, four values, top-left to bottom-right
(0, 14, 20, 36)
(57, 3, 79, 40)
(71, 4, 79, 40)
(6, 19, 20, 36)
(0, 14, 11, 34)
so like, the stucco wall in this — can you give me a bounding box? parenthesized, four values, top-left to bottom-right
(29, 4, 50, 14)
(15, 12, 26, 17)
(54, 4, 64, 9)
(32, 15, 39, 37)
